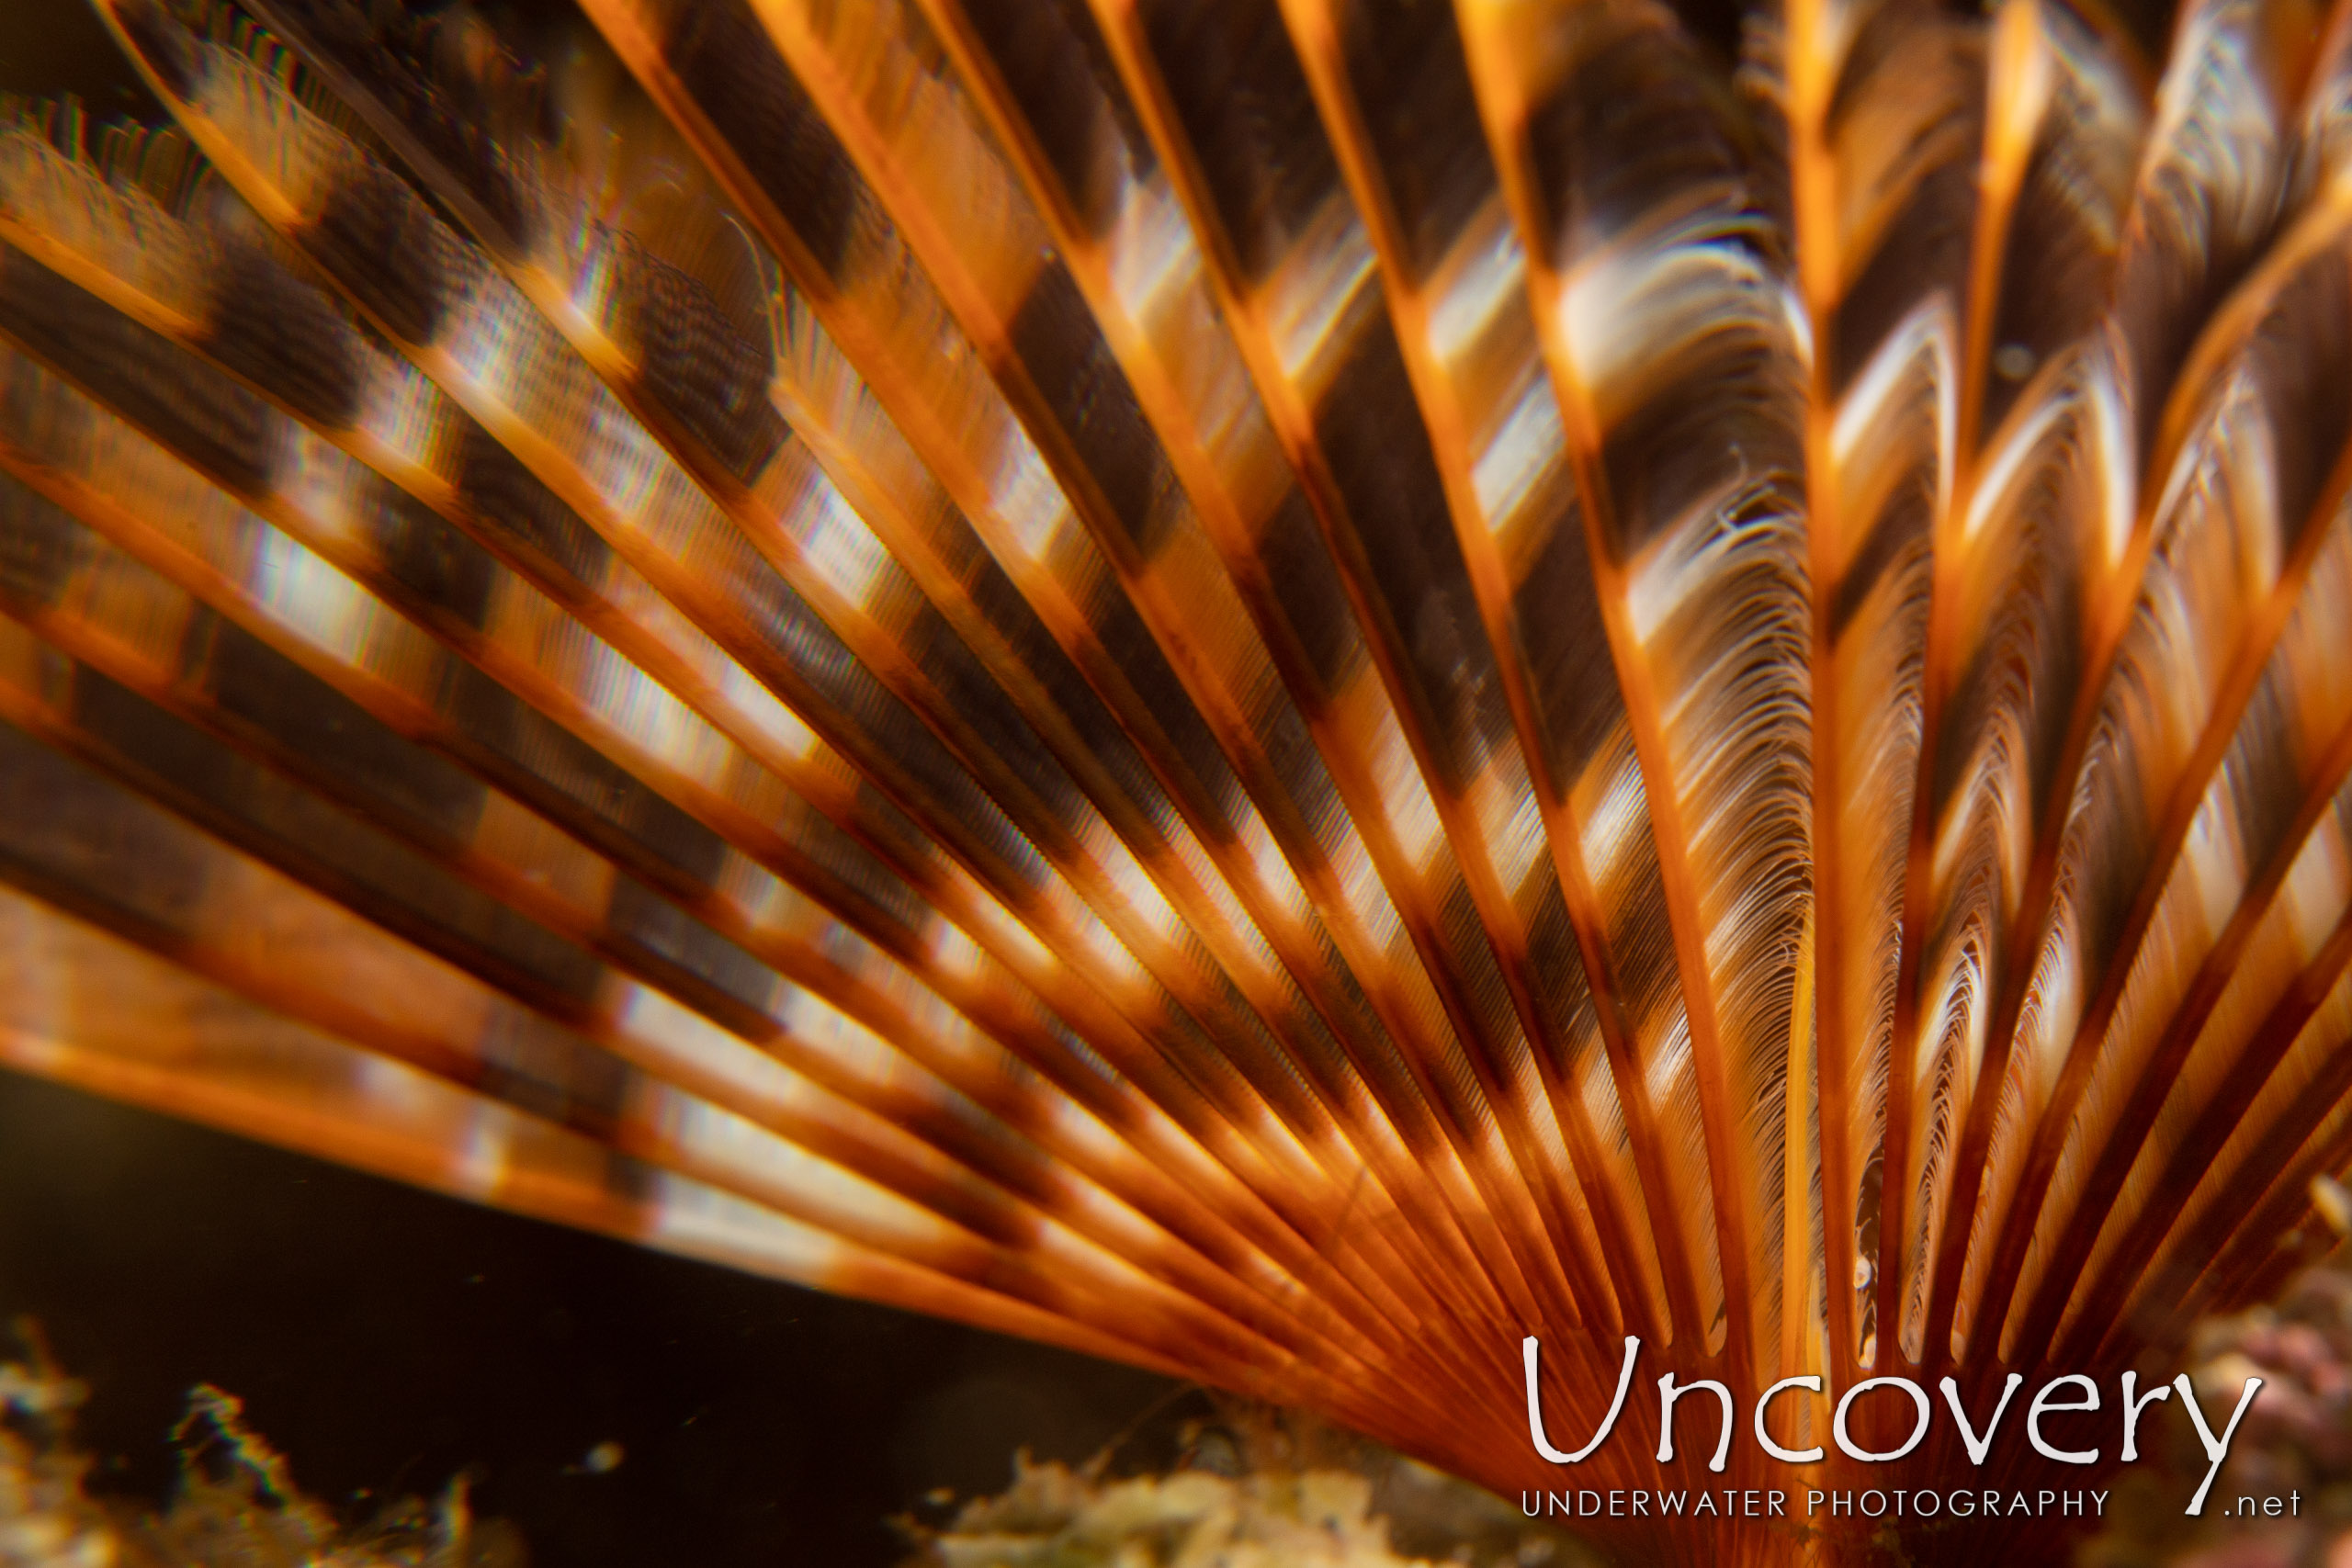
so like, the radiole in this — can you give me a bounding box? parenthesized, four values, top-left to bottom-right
(0, 0, 2347, 1559)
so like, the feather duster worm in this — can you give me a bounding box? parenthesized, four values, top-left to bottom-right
(0, 0, 2348, 1561)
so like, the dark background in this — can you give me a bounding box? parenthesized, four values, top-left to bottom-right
(0, 0, 163, 117)
(0, 1067, 1191, 1566)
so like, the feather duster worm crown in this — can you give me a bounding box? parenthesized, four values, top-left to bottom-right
(0, 0, 2348, 1559)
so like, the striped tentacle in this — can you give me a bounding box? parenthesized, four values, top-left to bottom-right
(2039, 485, 2352, 1364)
(1266, 0, 1707, 1359)
(1881, 0, 2147, 1371)
(1944, 0, 2323, 1371)
(86, 3, 1427, 1279)
(1060, 0, 1668, 1357)
(903, 1, 1638, 1404)
(0, 36, 1505, 1457)
(217, 0, 1464, 1380)
(1458, 0, 1816, 1387)
(86, 0, 1505, 1363)
(562, 0, 1575, 1383)
(0, 694, 1323, 1385)
(0, 276, 1445, 1411)
(0, 471, 1320, 1383)
(0, 874, 1185, 1374)
(723, 0, 1586, 1370)
(1775, 0, 1984, 1380)
(1982, 192, 2352, 1370)
(2114, 949, 2352, 1348)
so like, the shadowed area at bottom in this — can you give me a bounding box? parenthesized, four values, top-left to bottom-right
(0, 1066, 1187, 1568)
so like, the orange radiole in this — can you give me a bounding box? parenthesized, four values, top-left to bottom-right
(0, 0, 2348, 1561)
